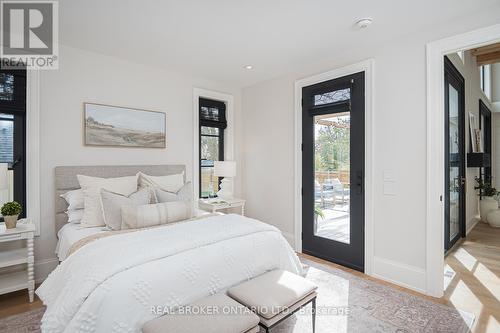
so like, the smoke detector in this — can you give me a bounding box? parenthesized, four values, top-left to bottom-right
(356, 18, 373, 29)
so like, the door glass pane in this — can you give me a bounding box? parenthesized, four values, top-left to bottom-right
(313, 88, 350, 106)
(0, 113, 14, 214)
(314, 112, 350, 243)
(0, 74, 14, 101)
(448, 84, 460, 242)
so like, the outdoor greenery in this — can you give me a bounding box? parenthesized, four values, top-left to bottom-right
(314, 205, 325, 219)
(315, 117, 350, 171)
(1, 201, 22, 216)
(474, 177, 498, 197)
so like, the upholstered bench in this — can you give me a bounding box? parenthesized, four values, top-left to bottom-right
(142, 294, 260, 333)
(228, 269, 318, 333)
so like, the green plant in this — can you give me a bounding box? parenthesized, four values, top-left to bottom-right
(474, 177, 498, 197)
(1, 201, 22, 216)
(314, 205, 325, 219)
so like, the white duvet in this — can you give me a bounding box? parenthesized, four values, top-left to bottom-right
(37, 214, 302, 333)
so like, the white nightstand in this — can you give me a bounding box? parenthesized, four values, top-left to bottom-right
(0, 219, 35, 302)
(198, 198, 246, 216)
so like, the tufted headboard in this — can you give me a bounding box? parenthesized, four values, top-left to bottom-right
(54, 165, 186, 234)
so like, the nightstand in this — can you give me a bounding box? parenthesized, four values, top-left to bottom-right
(198, 198, 246, 216)
(0, 219, 35, 302)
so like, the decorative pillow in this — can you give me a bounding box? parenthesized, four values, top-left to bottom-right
(137, 172, 184, 192)
(154, 181, 192, 203)
(66, 209, 84, 224)
(100, 188, 153, 230)
(77, 174, 138, 228)
(60, 189, 84, 210)
(121, 201, 192, 230)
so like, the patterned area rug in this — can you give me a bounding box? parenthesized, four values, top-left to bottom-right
(0, 259, 474, 333)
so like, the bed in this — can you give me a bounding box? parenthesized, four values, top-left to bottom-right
(37, 165, 302, 333)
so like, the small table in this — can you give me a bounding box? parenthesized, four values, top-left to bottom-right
(0, 219, 35, 302)
(198, 198, 246, 216)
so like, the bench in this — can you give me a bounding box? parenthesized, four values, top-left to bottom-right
(228, 269, 318, 333)
(143, 293, 260, 333)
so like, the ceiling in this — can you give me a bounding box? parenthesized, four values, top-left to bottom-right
(59, 0, 500, 87)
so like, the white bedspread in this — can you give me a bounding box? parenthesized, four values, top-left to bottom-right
(37, 214, 302, 333)
(55, 223, 107, 261)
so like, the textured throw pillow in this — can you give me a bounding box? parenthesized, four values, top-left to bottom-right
(154, 181, 192, 202)
(100, 188, 153, 230)
(60, 189, 84, 210)
(66, 209, 84, 224)
(77, 174, 138, 227)
(138, 172, 184, 192)
(121, 201, 192, 230)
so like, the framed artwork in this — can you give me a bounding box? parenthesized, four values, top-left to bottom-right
(83, 103, 166, 148)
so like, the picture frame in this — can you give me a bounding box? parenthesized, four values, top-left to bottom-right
(83, 103, 166, 148)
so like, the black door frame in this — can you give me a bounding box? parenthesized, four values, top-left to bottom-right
(479, 99, 492, 185)
(444, 56, 465, 251)
(301, 71, 365, 272)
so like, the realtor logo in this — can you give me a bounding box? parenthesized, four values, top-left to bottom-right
(0, 0, 58, 69)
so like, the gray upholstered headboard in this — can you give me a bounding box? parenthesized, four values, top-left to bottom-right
(54, 165, 186, 234)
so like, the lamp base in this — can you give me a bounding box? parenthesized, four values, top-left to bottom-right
(216, 177, 233, 200)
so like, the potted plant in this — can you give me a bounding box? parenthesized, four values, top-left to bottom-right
(313, 205, 325, 234)
(1, 201, 22, 229)
(475, 177, 498, 222)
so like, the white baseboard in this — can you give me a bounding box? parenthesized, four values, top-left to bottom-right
(372, 256, 427, 294)
(466, 217, 481, 235)
(35, 258, 59, 283)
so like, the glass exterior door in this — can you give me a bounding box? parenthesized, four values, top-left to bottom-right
(302, 72, 365, 272)
(444, 56, 465, 251)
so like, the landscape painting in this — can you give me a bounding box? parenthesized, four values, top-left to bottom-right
(84, 103, 166, 148)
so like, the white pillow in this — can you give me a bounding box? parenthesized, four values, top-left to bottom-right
(66, 209, 84, 224)
(100, 188, 153, 231)
(60, 189, 84, 210)
(121, 201, 191, 230)
(138, 172, 184, 192)
(154, 181, 192, 203)
(77, 174, 138, 228)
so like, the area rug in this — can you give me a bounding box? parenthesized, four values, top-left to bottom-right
(0, 259, 474, 333)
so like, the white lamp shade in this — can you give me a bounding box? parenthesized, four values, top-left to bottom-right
(0, 163, 7, 190)
(213, 161, 236, 178)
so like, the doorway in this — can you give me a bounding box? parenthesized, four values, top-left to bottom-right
(444, 56, 465, 252)
(301, 71, 365, 272)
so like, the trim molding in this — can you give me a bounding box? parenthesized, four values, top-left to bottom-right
(372, 257, 427, 294)
(293, 59, 375, 276)
(426, 23, 500, 297)
(466, 217, 481, 235)
(26, 70, 41, 236)
(34, 258, 59, 283)
(192, 88, 234, 202)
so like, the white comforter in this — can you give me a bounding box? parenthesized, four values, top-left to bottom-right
(37, 214, 302, 333)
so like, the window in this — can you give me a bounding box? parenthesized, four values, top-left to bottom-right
(199, 98, 226, 198)
(0, 69, 26, 221)
(479, 64, 491, 99)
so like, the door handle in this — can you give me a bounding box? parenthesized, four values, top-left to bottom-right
(11, 157, 21, 168)
(355, 170, 363, 195)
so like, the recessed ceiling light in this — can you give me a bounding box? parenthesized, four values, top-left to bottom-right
(355, 18, 373, 29)
(244, 65, 253, 70)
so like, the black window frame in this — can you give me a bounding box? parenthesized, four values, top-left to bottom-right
(199, 98, 226, 198)
(0, 68, 26, 221)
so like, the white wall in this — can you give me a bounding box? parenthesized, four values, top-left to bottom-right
(241, 11, 500, 293)
(35, 45, 242, 280)
(447, 52, 492, 232)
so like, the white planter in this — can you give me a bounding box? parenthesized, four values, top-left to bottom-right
(486, 209, 500, 228)
(480, 196, 498, 222)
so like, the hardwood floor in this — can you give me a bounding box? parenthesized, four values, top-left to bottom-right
(443, 222, 500, 333)
(0, 222, 498, 333)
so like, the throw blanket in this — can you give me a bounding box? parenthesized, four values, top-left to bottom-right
(37, 214, 302, 333)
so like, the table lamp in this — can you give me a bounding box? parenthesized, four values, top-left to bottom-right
(213, 161, 236, 200)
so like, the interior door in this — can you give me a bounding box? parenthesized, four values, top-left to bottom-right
(302, 72, 365, 272)
(444, 56, 465, 252)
